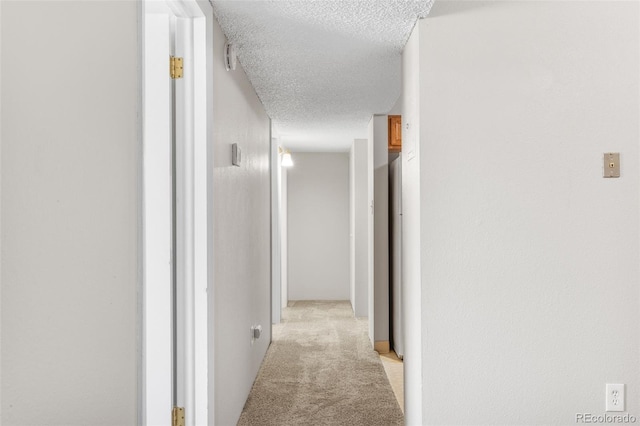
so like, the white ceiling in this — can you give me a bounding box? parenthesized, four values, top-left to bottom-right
(212, 0, 433, 152)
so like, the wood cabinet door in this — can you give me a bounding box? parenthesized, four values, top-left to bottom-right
(388, 115, 402, 152)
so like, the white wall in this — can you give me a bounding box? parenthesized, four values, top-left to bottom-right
(351, 139, 370, 317)
(367, 132, 374, 328)
(370, 115, 390, 346)
(389, 95, 402, 115)
(271, 137, 281, 323)
(350, 144, 356, 309)
(212, 16, 271, 426)
(411, 2, 640, 424)
(367, 123, 374, 340)
(401, 24, 423, 425)
(288, 153, 350, 300)
(281, 167, 288, 308)
(1, 1, 138, 424)
(0, 1, 3, 417)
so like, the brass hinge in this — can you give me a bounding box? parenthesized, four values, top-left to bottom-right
(170, 56, 183, 79)
(172, 406, 185, 426)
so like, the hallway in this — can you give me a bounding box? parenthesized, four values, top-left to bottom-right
(237, 301, 402, 425)
(1, 1, 639, 424)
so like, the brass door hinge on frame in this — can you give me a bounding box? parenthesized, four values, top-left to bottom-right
(172, 406, 185, 426)
(170, 56, 183, 79)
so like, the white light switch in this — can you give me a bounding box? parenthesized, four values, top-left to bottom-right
(606, 384, 625, 412)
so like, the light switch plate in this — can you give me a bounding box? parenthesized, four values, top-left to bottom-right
(603, 153, 620, 178)
(232, 143, 242, 167)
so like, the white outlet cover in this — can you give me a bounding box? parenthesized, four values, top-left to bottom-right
(606, 384, 625, 412)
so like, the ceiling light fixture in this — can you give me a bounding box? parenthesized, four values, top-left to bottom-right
(281, 152, 293, 167)
(279, 147, 294, 167)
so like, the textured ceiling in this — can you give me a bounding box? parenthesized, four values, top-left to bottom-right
(212, 0, 433, 151)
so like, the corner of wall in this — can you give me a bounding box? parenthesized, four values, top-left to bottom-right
(401, 18, 424, 426)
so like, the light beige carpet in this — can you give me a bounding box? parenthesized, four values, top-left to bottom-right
(237, 300, 404, 426)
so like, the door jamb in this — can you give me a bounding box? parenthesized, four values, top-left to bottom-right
(139, 1, 213, 424)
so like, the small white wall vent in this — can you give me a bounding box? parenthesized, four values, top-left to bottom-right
(224, 42, 237, 71)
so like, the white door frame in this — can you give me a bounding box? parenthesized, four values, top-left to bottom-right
(141, 4, 172, 424)
(271, 136, 282, 324)
(140, 0, 213, 424)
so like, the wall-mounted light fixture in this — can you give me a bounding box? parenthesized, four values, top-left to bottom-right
(279, 147, 294, 167)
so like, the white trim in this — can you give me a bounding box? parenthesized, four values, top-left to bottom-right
(281, 167, 289, 310)
(191, 5, 211, 425)
(141, 1, 211, 424)
(197, 1, 216, 424)
(141, 3, 173, 424)
(271, 136, 282, 324)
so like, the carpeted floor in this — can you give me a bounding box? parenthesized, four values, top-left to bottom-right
(237, 300, 404, 426)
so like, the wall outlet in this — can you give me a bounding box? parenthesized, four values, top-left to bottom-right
(606, 384, 625, 412)
(250, 324, 262, 344)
